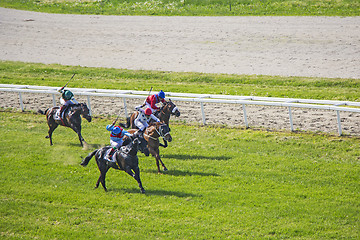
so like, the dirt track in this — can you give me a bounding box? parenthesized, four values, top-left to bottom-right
(0, 8, 359, 135)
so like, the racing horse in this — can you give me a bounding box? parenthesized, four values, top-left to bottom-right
(120, 99, 180, 130)
(128, 122, 172, 174)
(38, 103, 91, 146)
(120, 99, 179, 147)
(80, 134, 149, 193)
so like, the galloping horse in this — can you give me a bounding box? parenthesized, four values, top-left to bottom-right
(120, 99, 179, 147)
(80, 135, 149, 193)
(120, 99, 180, 130)
(38, 103, 91, 146)
(152, 99, 180, 125)
(128, 122, 172, 174)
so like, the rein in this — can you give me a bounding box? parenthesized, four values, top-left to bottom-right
(144, 125, 169, 140)
(160, 103, 178, 116)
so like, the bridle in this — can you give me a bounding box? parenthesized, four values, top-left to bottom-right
(144, 124, 170, 140)
(160, 102, 179, 116)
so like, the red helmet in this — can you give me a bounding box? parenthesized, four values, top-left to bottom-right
(145, 108, 152, 116)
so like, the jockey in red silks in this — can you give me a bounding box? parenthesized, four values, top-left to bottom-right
(105, 122, 132, 161)
(144, 90, 166, 113)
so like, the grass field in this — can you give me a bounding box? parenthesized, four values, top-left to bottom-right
(1, 0, 359, 16)
(1, 61, 360, 101)
(1, 110, 359, 239)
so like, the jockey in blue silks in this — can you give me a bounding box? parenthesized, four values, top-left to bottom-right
(105, 122, 132, 161)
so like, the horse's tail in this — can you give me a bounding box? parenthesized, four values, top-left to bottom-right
(37, 108, 50, 115)
(80, 149, 97, 167)
(119, 116, 131, 129)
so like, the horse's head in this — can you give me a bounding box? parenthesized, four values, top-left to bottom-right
(157, 122, 172, 142)
(164, 99, 180, 117)
(121, 138, 139, 156)
(133, 131, 150, 156)
(80, 103, 92, 122)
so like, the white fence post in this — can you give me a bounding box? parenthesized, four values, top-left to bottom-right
(201, 102, 206, 125)
(123, 97, 128, 118)
(242, 104, 248, 128)
(18, 92, 24, 111)
(288, 106, 294, 132)
(52, 94, 57, 106)
(87, 96, 92, 116)
(337, 110, 342, 136)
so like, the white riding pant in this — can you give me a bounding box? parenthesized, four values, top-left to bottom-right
(134, 119, 148, 131)
(110, 139, 123, 149)
(60, 97, 79, 106)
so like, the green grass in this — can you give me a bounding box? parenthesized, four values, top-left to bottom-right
(1, 61, 360, 101)
(1, 0, 359, 16)
(1, 111, 359, 239)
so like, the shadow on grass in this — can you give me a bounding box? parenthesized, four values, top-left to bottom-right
(143, 169, 220, 177)
(68, 142, 104, 150)
(163, 154, 231, 161)
(108, 187, 198, 198)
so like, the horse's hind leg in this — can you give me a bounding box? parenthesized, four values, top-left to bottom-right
(47, 124, 58, 146)
(96, 164, 109, 191)
(96, 173, 108, 191)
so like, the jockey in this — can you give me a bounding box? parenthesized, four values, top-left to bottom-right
(58, 87, 79, 119)
(134, 105, 160, 134)
(144, 90, 166, 113)
(105, 122, 132, 161)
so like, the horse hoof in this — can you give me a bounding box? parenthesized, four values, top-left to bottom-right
(164, 167, 168, 171)
(140, 189, 145, 194)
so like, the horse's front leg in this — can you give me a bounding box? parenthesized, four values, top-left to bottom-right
(126, 166, 145, 194)
(159, 139, 168, 148)
(71, 125, 85, 147)
(149, 147, 167, 173)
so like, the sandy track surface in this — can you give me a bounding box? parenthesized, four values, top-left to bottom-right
(0, 8, 359, 135)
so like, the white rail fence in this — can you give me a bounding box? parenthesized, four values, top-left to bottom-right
(1, 84, 360, 136)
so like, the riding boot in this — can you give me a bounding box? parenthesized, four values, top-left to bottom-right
(138, 129, 144, 137)
(106, 147, 116, 161)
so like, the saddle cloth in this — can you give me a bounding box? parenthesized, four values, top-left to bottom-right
(105, 148, 117, 162)
(54, 109, 62, 120)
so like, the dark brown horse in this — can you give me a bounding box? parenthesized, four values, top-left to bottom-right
(120, 99, 179, 147)
(80, 136, 148, 193)
(128, 122, 172, 174)
(120, 99, 180, 130)
(38, 103, 91, 146)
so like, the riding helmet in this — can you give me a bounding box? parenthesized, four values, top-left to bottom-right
(63, 90, 74, 100)
(158, 90, 165, 99)
(112, 126, 121, 135)
(145, 108, 152, 116)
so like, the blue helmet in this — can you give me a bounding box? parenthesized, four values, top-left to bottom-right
(112, 127, 121, 135)
(158, 90, 165, 99)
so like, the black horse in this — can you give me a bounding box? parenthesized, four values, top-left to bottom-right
(38, 103, 91, 146)
(80, 134, 149, 193)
